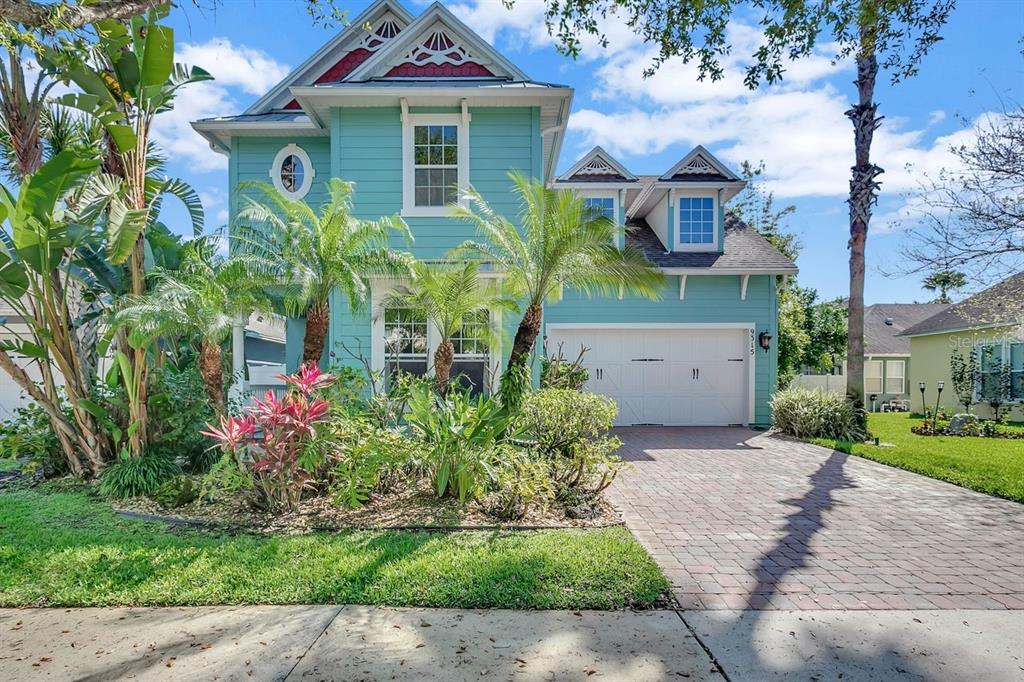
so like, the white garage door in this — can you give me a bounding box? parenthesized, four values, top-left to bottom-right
(546, 326, 752, 426)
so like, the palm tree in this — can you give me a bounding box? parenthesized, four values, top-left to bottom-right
(237, 179, 412, 366)
(922, 270, 967, 304)
(451, 172, 664, 376)
(383, 261, 515, 396)
(110, 238, 269, 413)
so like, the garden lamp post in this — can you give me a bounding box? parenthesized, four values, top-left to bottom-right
(934, 381, 945, 430)
(919, 381, 926, 416)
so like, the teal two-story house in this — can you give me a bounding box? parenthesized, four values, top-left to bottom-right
(192, 0, 796, 427)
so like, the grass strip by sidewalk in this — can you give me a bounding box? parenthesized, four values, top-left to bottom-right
(809, 413, 1024, 503)
(0, 486, 667, 609)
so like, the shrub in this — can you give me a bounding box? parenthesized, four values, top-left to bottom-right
(406, 384, 516, 503)
(484, 445, 554, 520)
(202, 364, 335, 511)
(770, 387, 867, 441)
(200, 449, 255, 502)
(147, 365, 218, 472)
(520, 389, 624, 494)
(151, 475, 200, 508)
(540, 347, 589, 391)
(519, 389, 617, 456)
(497, 362, 531, 410)
(99, 452, 181, 499)
(329, 417, 413, 509)
(0, 402, 65, 476)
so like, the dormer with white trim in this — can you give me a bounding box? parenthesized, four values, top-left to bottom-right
(555, 146, 640, 249)
(626, 146, 746, 254)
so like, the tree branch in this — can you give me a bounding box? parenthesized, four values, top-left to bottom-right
(0, 0, 166, 29)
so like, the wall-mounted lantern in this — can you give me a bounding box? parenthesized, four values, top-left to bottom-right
(758, 330, 772, 353)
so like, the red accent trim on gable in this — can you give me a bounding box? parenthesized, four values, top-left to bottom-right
(284, 99, 301, 109)
(314, 47, 374, 84)
(384, 62, 494, 77)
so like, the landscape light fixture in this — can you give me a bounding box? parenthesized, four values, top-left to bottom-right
(919, 381, 927, 416)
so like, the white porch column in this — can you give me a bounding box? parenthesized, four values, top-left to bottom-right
(229, 313, 247, 405)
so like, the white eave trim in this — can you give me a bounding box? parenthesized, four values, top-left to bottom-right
(288, 84, 573, 102)
(553, 181, 639, 190)
(659, 267, 799, 275)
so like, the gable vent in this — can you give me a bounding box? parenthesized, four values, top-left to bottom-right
(677, 154, 716, 175)
(580, 157, 617, 175)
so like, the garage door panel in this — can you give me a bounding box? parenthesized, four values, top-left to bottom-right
(547, 326, 750, 427)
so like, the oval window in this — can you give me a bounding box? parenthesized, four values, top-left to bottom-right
(270, 144, 314, 199)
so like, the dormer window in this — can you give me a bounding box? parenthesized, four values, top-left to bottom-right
(584, 197, 615, 221)
(678, 195, 717, 249)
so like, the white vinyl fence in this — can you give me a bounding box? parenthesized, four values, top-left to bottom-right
(791, 374, 847, 394)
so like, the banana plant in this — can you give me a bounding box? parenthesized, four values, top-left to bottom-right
(0, 150, 114, 476)
(41, 6, 211, 457)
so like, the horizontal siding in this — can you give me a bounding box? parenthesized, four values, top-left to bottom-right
(232, 136, 332, 213)
(543, 275, 779, 425)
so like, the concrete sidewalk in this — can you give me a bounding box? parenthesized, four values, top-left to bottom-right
(3, 606, 1022, 681)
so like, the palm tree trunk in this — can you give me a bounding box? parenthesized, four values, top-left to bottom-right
(434, 339, 454, 396)
(199, 340, 225, 414)
(844, 46, 882, 434)
(303, 300, 330, 368)
(507, 302, 543, 370)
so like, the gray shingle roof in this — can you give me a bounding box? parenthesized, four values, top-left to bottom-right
(864, 303, 951, 355)
(625, 212, 797, 272)
(900, 273, 1024, 337)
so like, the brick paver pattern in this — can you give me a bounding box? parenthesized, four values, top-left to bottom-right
(607, 427, 1024, 611)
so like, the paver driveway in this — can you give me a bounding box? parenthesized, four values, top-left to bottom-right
(607, 427, 1024, 611)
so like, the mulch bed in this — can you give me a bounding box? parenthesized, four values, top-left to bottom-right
(114, 480, 621, 534)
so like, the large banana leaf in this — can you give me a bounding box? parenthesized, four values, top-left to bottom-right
(106, 200, 149, 264)
(16, 151, 100, 225)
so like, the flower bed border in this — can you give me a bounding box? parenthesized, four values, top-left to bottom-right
(114, 508, 626, 534)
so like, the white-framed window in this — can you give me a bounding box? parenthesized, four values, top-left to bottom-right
(584, 196, 616, 221)
(450, 309, 490, 396)
(977, 341, 1024, 403)
(1012, 342, 1024, 401)
(884, 359, 905, 394)
(270, 144, 314, 199)
(679, 196, 715, 245)
(865, 359, 883, 394)
(383, 307, 428, 388)
(402, 112, 468, 217)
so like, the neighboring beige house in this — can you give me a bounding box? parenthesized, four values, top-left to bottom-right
(900, 273, 1024, 420)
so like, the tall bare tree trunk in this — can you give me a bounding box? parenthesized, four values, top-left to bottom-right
(199, 340, 225, 414)
(507, 302, 543, 370)
(845, 45, 883, 434)
(433, 339, 454, 396)
(303, 300, 330, 367)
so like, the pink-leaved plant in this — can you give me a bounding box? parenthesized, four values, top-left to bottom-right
(203, 364, 335, 510)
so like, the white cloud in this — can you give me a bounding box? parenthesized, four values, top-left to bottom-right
(178, 38, 289, 96)
(151, 39, 289, 171)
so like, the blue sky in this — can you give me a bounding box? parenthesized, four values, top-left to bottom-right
(157, 0, 1024, 304)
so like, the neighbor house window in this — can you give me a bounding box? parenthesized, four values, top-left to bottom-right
(1012, 342, 1024, 401)
(865, 360, 883, 394)
(450, 309, 490, 396)
(679, 196, 715, 245)
(584, 197, 615, 221)
(383, 308, 428, 387)
(978, 343, 1004, 403)
(402, 113, 467, 217)
(885, 360, 905, 394)
(270, 144, 314, 199)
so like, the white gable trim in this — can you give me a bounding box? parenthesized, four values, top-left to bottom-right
(244, 0, 414, 114)
(557, 145, 637, 182)
(660, 145, 740, 181)
(344, 2, 529, 82)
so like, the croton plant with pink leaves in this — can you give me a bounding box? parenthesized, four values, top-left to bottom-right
(203, 364, 336, 510)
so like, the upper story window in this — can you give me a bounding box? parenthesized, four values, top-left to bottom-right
(414, 124, 458, 207)
(271, 144, 314, 200)
(679, 196, 715, 245)
(584, 197, 616, 222)
(402, 112, 468, 217)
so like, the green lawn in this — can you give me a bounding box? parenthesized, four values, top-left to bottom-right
(810, 413, 1024, 503)
(0, 486, 667, 609)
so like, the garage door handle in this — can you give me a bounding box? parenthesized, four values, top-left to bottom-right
(728, 358, 744, 362)
(631, 358, 665, 362)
